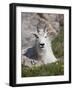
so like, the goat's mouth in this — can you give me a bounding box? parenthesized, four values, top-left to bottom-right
(40, 45, 44, 48)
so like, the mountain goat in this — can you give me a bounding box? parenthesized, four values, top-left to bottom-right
(24, 20, 57, 67)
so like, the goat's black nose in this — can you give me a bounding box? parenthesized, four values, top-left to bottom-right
(40, 43, 45, 48)
(40, 43, 45, 46)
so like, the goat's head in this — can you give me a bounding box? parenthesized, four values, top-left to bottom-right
(33, 21, 51, 49)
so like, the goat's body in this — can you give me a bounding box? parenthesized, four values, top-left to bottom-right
(35, 38, 57, 64)
(22, 41, 57, 67)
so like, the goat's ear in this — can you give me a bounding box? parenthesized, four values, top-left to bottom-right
(33, 33, 39, 38)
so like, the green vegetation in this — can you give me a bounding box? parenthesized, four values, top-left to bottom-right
(52, 27, 64, 58)
(22, 60, 64, 77)
(22, 26, 64, 77)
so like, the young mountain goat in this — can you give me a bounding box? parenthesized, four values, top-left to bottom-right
(24, 21, 57, 67)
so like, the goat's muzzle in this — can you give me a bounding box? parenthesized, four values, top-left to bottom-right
(40, 43, 45, 48)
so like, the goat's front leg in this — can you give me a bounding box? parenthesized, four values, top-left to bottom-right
(31, 60, 38, 65)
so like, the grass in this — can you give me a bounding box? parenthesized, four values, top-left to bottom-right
(22, 60, 64, 77)
(52, 26, 64, 58)
(22, 26, 64, 77)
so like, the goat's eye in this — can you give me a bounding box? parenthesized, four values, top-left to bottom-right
(33, 34, 39, 38)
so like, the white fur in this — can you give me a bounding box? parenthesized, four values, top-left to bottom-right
(34, 28, 57, 64)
